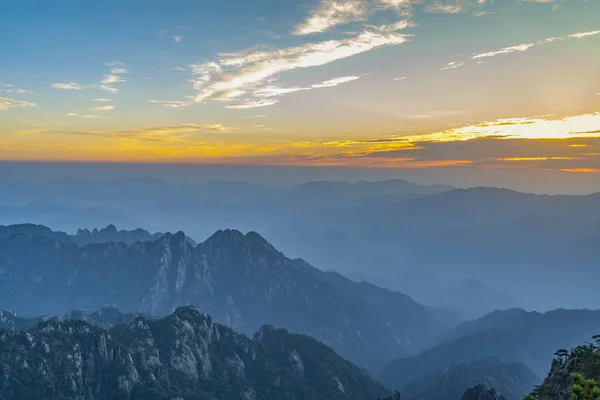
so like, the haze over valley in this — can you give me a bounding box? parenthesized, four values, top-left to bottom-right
(2, 0, 600, 398)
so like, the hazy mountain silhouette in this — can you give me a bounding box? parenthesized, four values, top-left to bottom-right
(0, 224, 440, 372)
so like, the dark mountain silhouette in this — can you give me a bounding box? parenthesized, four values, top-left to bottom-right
(0, 306, 388, 400)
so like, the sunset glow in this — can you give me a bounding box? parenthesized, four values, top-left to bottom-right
(1, 0, 599, 180)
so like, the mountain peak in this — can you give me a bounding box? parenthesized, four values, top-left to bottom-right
(172, 305, 211, 323)
(254, 324, 287, 342)
(203, 229, 276, 253)
(205, 229, 245, 244)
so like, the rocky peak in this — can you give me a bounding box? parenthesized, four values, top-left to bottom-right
(157, 230, 188, 247)
(203, 229, 275, 252)
(462, 385, 508, 400)
(172, 306, 212, 325)
(204, 229, 246, 246)
(253, 324, 287, 342)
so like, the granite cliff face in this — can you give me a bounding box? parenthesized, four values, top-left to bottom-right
(462, 385, 508, 400)
(0, 306, 388, 400)
(0, 226, 440, 372)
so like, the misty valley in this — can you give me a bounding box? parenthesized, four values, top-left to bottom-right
(3, 0, 600, 397)
(0, 177, 599, 400)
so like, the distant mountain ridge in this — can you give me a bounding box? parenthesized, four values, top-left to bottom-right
(0, 223, 197, 246)
(4, 177, 600, 315)
(378, 308, 600, 388)
(0, 224, 441, 372)
(400, 357, 539, 400)
(0, 307, 146, 331)
(0, 306, 389, 400)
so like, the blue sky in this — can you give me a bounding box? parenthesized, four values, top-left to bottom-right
(1, 0, 600, 189)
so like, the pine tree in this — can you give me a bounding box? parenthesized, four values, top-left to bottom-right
(570, 373, 600, 400)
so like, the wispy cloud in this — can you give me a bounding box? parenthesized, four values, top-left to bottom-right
(439, 61, 464, 70)
(568, 30, 600, 39)
(92, 98, 111, 102)
(54, 124, 234, 143)
(425, 2, 463, 14)
(440, 29, 600, 71)
(173, 36, 183, 43)
(52, 63, 128, 93)
(293, 0, 415, 36)
(393, 76, 407, 81)
(225, 99, 280, 109)
(560, 168, 600, 173)
(190, 30, 406, 108)
(0, 97, 36, 111)
(98, 85, 119, 93)
(101, 74, 126, 85)
(51, 82, 84, 90)
(0, 82, 28, 94)
(92, 105, 115, 111)
(312, 75, 361, 88)
(471, 43, 535, 59)
(252, 75, 361, 99)
(149, 100, 190, 108)
(294, 0, 368, 35)
(471, 30, 600, 59)
(66, 112, 109, 119)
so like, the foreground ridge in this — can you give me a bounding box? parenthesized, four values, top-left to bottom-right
(0, 306, 388, 400)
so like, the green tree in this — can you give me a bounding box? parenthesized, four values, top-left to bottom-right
(570, 373, 600, 400)
(555, 349, 570, 364)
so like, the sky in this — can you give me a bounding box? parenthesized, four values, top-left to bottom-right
(1, 0, 600, 191)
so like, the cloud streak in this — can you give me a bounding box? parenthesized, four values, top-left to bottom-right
(0, 97, 36, 111)
(51, 63, 128, 93)
(149, 100, 190, 108)
(53, 124, 236, 144)
(92, 105, 115, 111)
(294, 0, 368, 35)
(440, 29, 600, 71)
(225, 99, 280, 109)
(0, 82, 28, 94)
(292, 0, 416, 36)
(51, 82, 84, 90)
(252, 75, 361, 99)
(66, 113, 109, 119)
(190, 30, 407, 108)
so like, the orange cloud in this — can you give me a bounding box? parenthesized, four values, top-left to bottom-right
(560, 168, 600, 173)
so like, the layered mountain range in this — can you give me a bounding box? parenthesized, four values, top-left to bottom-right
(0, 224, 440, 373)
(3, 178, 600, 315)
(2, 222, 600, 400)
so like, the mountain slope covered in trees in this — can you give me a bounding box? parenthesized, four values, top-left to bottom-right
(0, 306, 388, 400)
